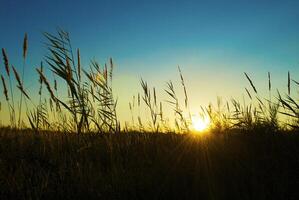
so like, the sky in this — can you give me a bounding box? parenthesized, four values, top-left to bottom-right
(0, 0, 299, 125)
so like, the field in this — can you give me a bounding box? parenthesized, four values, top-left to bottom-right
(1, 30, 299, 199)
(0, 128, 299, 199)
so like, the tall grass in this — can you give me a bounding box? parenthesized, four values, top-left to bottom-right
(278, 72, 299, 129)
(1, 30, 299, 200)
(40, 30, 119, 133)
(1, 127, 299, 199)
(1, 48, 16, 127)
(0, 30, 298, 133)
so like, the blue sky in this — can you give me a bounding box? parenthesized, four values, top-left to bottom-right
(1, 0, 299, 124)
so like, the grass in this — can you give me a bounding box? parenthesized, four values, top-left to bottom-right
(1, 128, 299, 199)
(1, 30, 299, 199)
(1, 29, 298, 132)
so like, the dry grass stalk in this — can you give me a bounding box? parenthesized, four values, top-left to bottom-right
(66, 57, 72, 82)
(77, 48, 81, 81)
(12, 66, 22, 86)
(36, 68, 56, 101)
(288, 71, 290, 95)
(153, 87, 157, 106)
(1, 75, 8, 101)
(244, 72, 257, 94)
(39, 63, 43, 84)
(2, 48, 9, 76)
(104, 63, 108, 82)
(54, 79, 57, 91)
(12, 66, 30, 100)
(109, 57, 113, 82)
(38, 63, 43, 96)
(178, 66, 188, 108)
(160, 102, 163, 121)
(245, 87, 252, 100)
(18, 33, 29, 128)
(23, 33, 28, 59)
(2, 48, 16, 126)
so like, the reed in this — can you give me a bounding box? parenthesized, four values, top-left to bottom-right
(43, 30, 118, 133)
(17, 33, 28, 128)
(77, 48, 81, 82)
(1, 48, 16, 127)
(244, 72, 257, 94)
(1, 75, 8, 101)
(0, 30, 298, 133)
(12, 65, 30, 100)
(278, 72, 299, 129)
(1, 75, 12, 124)
(2, 48, 9, 76)
(36, 68, 56, 102)
(140, 79, 159, 132)
(165, 80, 189, 132)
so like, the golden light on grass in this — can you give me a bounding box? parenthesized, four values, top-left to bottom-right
(191, 114, 211, 132)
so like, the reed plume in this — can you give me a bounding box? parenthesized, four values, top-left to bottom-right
(109, 57, 113, 82)
(2, 48, 9, 76)
(54, 79, 57, 91)
(2, 48, 16, 126)
(36, 68, 56, 101)
(38, 62, 43, 95)
(1, 74, 13, 125)
(77, 48, 81, 82)
(178, 66, 188, 108)
(245, 87, 252, 100)
(12, 66, 22, 87)
(1, 75, 8, 101)
(66, 57, 72, 82)
(244, 72, 257, 94)
(23, 33, 28, 59)
(17, 33, 29, 128)
(12, 66, 30, 100)
(104, 63, 108, 82)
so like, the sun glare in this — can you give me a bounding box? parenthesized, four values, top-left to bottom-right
(191, 114, 211, 132)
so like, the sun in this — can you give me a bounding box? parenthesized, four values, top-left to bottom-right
(191, 114, 211, 132)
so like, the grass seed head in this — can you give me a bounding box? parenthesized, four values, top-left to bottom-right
(36, 68, 55, 101)
(66, 57, 72, 82)
(1, 75, 9, 101)
(77, 48, 81, 81)
(2, 48, 9, 76)
(23, 33, 28, 59)
(12, 66, 22, 87)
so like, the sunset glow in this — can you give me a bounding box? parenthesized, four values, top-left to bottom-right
(191, 114, 211, 132)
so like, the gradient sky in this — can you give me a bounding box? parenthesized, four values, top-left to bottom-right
(1, 0, 299, 124)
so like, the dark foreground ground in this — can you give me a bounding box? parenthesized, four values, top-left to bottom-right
(0, 128, 299, 200)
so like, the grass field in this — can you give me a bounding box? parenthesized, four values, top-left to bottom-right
(1, 127, 299, 199)
(1, 30, 299, 199)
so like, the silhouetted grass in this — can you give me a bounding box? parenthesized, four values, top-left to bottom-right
(1, 128, 299, 199)
(1, 30, 299, 199)
(1, 30, 298, 132)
